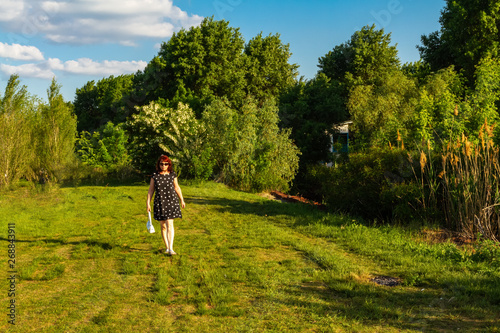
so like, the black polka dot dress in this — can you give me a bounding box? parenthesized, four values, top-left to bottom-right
(152, 171, 182, 221)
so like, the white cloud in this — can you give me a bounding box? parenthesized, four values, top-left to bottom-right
(0, 42, 44, 61)
(0, 57, 147, 79)
(0, 0, 203, 45)
(0, 63, 54, 79)
(55, 58, 148, 76)
(0, 0, 25, 22)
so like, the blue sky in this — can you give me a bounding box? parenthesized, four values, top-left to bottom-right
(0, 0, 446, 102)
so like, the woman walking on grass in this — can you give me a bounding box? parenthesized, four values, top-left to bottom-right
(147, 155, 186, 255)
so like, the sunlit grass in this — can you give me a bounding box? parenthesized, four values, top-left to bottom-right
(0, 181, 498, 332)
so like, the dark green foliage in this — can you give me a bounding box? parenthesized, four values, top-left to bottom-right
(76, 122, 130, 170)
(418, 0, 500, 83)
(244, 32, 299, 104)
(418, 31, 454, 73)
(318, 42, 354, 83)
(401, 61, 432, 85)
(131, 17, 297, 116)
(305, 148, 423, 221)
(319, 25, 400, 88)
(74, 74, 134, 132)
(139, 17, 247, 115)
(279, 74, 346, 166)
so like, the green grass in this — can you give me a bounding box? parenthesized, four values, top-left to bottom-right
(0, 181, 499, 332)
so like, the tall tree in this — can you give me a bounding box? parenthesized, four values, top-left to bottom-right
(244, 33, 298, 104)
(348, 70, 418, 147)
(418, 0, 500, 83)
(319, 25, 400, 88)
(279, 74, 346, 165)
(152, 17, 247, 114)
(36, 78, 78, 181)
(131, 17, 298, 116)
(203, 97, 300, 191)
(74, 74, 134, 132)
(314, 25, 402, 148)
(0, 75, 35, 186)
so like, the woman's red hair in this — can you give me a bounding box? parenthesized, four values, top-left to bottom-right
(156, 155, 173, 173)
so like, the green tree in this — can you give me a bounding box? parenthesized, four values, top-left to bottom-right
(131, 17, 298, 116)
(0, 75, 35, 186)
(36, 78, 78, 181)
(462, 56, 500, 137)
(348, 70, 418, 147)
(418, 31, 454, 74)
(409, 67, 464, 146)
(129, 56, 170, 108)
(408, 58, 500, 148)
(244, 32, 298, 104)
(76, 122, 130, 170)
(201, 97, 237, 175)
(203, 97, 300, 191)
(151, 17, 247, 114)
(401, 60, 432, 85)
(319, 25, 400, 88)
(317, 25, 402, 148)
(126, 101, 206, 177)
(346, 25, 400, 87)
(318, 42, 354, 84)
(74, 74, 134, 132)
(279, 74, 346, 165)
(418, 0, 500, 83)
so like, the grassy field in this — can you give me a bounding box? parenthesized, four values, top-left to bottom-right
(0, 181, 499, 332)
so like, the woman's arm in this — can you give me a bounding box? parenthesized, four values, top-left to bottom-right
(147, 178, 155, 212)
(173, 177, 186, 208)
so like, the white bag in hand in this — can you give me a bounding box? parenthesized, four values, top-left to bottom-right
(147, 211, 155, 233)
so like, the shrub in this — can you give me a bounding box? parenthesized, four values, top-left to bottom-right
(126, 101, 208, 178)
(203, 97, 300, 192)
(76, 122, 130, 169)
(306, 148, 423, 222)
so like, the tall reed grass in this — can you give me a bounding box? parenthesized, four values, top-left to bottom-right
(419, 120, 500, 241)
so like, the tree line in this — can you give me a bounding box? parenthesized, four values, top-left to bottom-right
(2, 1, 500, 240)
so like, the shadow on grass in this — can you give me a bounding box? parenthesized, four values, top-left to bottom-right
(185, 195, 354, 234)
(185, 194, 499, 330)
(0, 236, 151, 253)
(186, 196, 325, 219)
(266, 278, 499, 331)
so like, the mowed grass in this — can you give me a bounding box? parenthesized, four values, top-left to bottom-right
(0, 181, 499, 332)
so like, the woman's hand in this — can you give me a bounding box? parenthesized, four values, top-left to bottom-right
(180, 200, 186, 209)
(147, 178, 155, 213)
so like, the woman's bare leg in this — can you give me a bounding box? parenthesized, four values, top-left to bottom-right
(166, 219, 175, 254)
(160, 220, 169, 252)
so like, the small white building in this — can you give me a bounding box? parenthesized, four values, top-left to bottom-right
(331, 120, 352, 154)
(326, 120, 352, 167)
